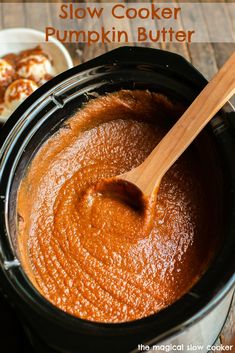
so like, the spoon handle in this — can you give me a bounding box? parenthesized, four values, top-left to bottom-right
(125, 52, 235, 196)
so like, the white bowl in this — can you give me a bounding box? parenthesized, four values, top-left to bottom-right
(0, 28, 73, 77)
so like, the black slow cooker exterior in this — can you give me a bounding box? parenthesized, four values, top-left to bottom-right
(0, 47, 234, 353)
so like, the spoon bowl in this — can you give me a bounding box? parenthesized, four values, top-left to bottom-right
(92, 178, 147, 212)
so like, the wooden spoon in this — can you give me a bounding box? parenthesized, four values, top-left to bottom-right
(94, 53, 235, 220)
(111, 52, 235, 209)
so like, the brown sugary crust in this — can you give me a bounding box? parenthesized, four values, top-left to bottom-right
(0, 46, 54, 119)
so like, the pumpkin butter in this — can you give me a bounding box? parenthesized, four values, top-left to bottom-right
(17, 90, 219, 323)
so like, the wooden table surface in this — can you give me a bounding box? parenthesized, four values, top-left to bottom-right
(0, 0, 234, 351)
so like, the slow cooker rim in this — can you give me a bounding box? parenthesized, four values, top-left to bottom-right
(0, 46, 234, 339)
(0, 46, 209, 150)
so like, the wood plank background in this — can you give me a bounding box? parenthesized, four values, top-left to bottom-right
(0, 0, 234, 351)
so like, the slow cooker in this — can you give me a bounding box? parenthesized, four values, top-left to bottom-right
(0, 47, 234, 353)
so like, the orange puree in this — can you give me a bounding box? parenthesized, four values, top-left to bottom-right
(17, 90, 218, 323)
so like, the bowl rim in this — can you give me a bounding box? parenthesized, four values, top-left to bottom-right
(0, 27, 74, 69)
